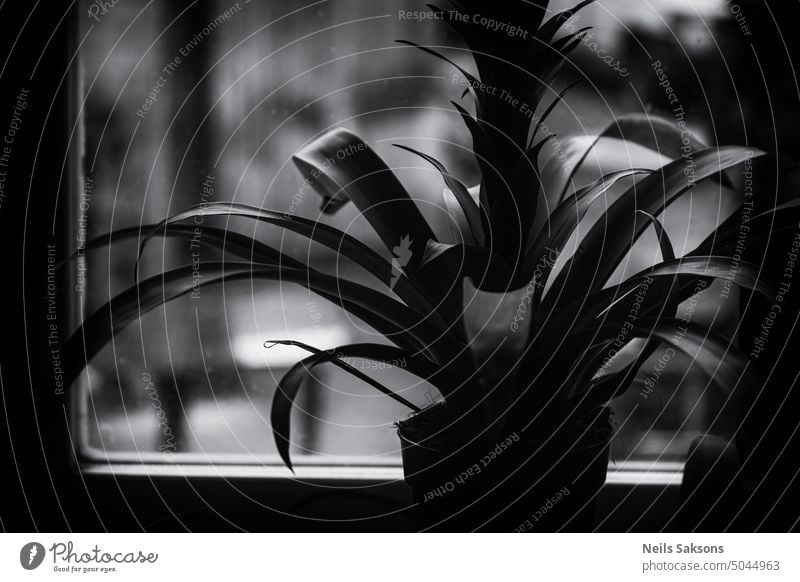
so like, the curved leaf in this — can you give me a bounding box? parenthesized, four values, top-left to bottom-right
(270, 341, 460, 470)
(636, 210, 675, 262)
(395, 40, 482, 112)
(567, 215, 676, 395)
(394, 144, 486, 245)
(556, 114, 710, 202)
(523, 169, 649, 304)
(450, 100, 489, 160)
(533, 79, 583, 141)
(62, 263, 462, 392)
(538, 253, 773, 349)
(67, 225, 438, 353)
(442, 183, 482, 244)
(63, 224, 305, 271)
(540, 136, 670, 214)
(601, 114, 707, 162)
(544, 147, 768, 314)
(693, 196, 800, 257)
(137, 202, 453, 337)
(292, 127, 437, 270)
(419, 240, 513, 292)
(532, 319, 755, 400)
(631, 256, 775, 302)
(534, 0, 595, 45)
(266, 340, 421, 411)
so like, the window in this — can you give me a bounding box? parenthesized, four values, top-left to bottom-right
(77, 0, 743, 471)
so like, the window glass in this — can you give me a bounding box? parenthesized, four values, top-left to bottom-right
(78, 0, 738, 466)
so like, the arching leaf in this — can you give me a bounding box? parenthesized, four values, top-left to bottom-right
(292, 127, 437, 271)
(270, 341, 461, 470)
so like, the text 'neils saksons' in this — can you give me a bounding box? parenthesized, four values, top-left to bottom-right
(643, 543, 724, 554)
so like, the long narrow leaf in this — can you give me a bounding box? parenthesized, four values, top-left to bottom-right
(534, 0, 595, 45)
(533, 79, 583, 142)
(442, 183, 482, 244)
(523, 169, 649, 305)
(394, 144, 486, 245)
(70, 224, 437, 352)
(63, 224, 305, 271)
(62, 263, 462, 392)
(292, 127, 437, 271)
(556, 114, 711, 202)
(266, 340, 421, 411)
(529, 319, 754, 399)
(637, 210, 675, 262)
(136, 202, 453, 337)
(544, 148, 767, 314)
(270, 341, 460, 470)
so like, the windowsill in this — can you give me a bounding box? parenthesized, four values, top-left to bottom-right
(79, 459, 684, 486)
(72, 459, 684, 531)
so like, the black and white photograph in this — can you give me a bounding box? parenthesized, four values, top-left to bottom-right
(1, 0, 800, 577)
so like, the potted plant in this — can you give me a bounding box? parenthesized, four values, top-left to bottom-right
(63, 0, 799, 531)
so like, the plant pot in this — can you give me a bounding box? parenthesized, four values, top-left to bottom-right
(397, 405, 612, 532)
